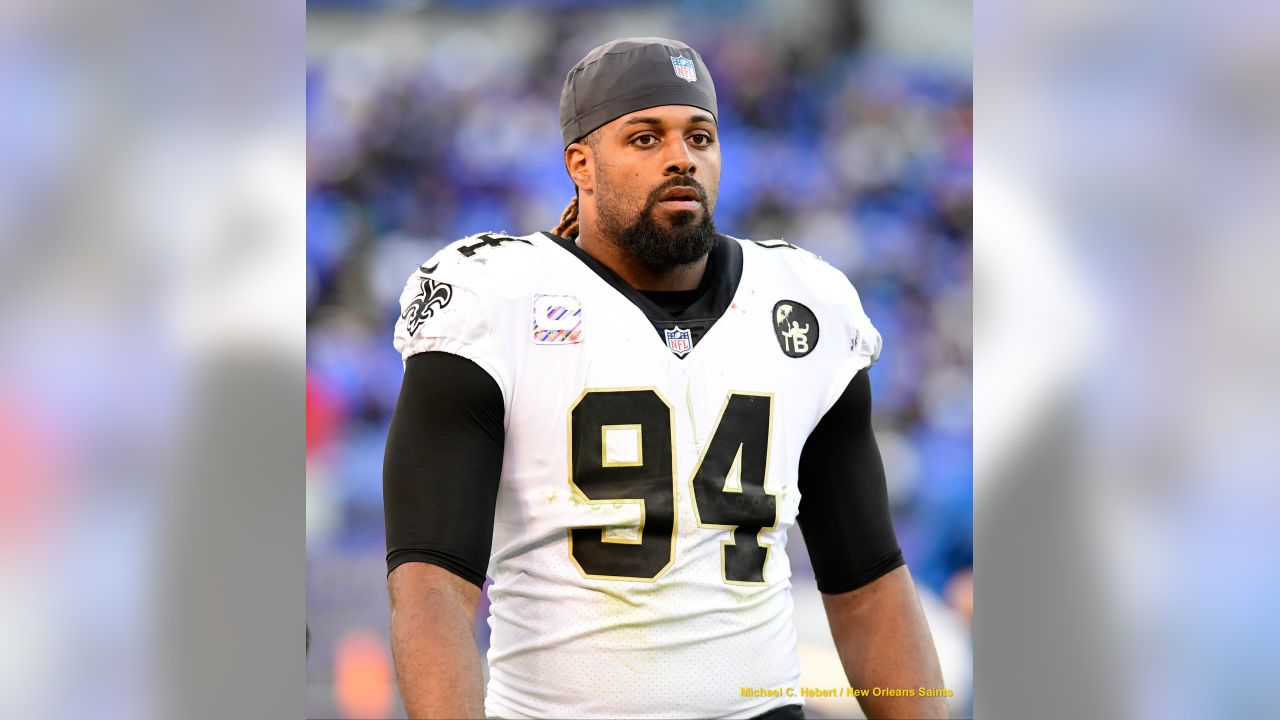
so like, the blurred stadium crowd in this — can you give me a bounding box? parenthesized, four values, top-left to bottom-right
(306, 1, 971, 717)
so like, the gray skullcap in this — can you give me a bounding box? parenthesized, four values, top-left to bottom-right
(559, 37, 718, 148)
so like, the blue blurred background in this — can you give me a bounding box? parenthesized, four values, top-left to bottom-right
(305, 1, 971, 717)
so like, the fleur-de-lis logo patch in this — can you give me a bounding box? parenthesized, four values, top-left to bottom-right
(402, 277, 453, 335)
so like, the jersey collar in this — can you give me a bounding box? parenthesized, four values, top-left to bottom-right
(540, 231, 744, 358)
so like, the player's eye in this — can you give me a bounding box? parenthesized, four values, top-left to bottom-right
(689, 132, 715, 147)
(631, 134, 658, 147)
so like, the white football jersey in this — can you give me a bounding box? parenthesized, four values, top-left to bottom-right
(393, 231, 881, 719)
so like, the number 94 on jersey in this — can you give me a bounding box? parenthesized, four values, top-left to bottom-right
(567, 387, 779, 585)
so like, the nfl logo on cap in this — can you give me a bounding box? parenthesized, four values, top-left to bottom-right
(670, 55, 697, 83)
(664, 326, 693, 356)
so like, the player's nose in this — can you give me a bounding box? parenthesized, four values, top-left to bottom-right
(662, 139, 697, 177)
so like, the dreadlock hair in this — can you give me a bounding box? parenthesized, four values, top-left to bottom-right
(552, 194, 580, 239)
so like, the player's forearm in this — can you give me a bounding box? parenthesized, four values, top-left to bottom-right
(389, 563, 485, 719)
(822, 565, 949, 719)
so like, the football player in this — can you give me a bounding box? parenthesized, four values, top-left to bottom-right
(384, 38, 947, 719)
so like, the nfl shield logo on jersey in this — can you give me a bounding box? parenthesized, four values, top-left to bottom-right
(670, 55, 697, 82)
(664, 326, 693, 356)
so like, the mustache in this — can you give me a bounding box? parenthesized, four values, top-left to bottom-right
(647, 176, 708, 206)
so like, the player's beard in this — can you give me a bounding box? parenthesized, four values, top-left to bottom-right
(598, 178, 719, 273)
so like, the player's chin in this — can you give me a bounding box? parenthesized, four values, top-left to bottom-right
(656, 205, 702, 227)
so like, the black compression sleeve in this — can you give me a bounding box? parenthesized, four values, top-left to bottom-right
(796, 370, 905, 594)
(383, 351, 505, 587)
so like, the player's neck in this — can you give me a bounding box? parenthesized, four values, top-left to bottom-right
(574, 228, 708, 292)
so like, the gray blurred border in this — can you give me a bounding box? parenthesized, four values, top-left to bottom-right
(160, 356, 305, 720)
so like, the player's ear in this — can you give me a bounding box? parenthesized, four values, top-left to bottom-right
(565, 142, 594, 194)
